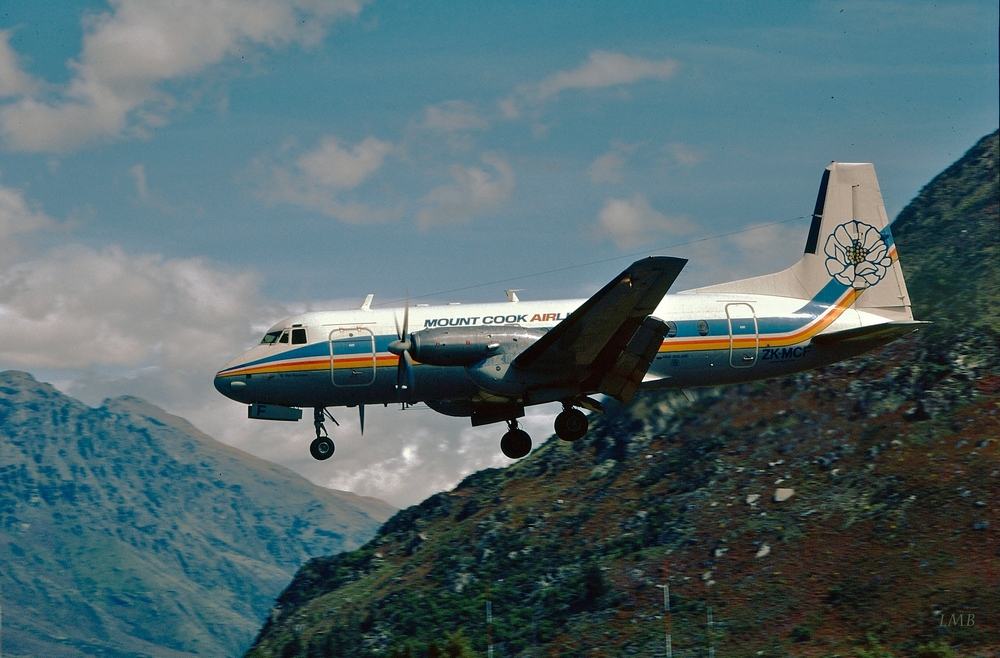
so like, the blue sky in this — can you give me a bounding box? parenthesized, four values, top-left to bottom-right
(0, 0, 996, 506)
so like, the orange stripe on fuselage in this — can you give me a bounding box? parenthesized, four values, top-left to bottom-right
(217, 354, 401, 378)
(657, 286, 863, 355)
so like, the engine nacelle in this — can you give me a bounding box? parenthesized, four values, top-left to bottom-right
(410, 327, 506, 366)
(462, 327, 548, 396)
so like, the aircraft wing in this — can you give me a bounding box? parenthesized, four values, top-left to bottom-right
(514, 256, 687, 403)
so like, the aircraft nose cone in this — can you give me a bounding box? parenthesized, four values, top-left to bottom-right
(214, 372, 248, 401)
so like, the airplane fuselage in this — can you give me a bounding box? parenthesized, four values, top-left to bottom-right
(215, 286, 893, 411)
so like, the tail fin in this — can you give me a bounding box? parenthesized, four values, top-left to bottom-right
(684, 162, 914, 322)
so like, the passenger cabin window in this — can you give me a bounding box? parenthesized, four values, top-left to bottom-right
(665, 321, 677, 338)
(278, 330, 289, 343)
(261, 330, 282, 344)
(291, 328, 307, 345)
(697, 320, 710, 336)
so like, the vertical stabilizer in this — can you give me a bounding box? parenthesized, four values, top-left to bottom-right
(683, 162, 914, 322)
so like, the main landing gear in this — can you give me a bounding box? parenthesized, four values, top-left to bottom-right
(499, 405, 590, 459)
(554, 406, 588, 442)
(310, 407, 338, 461)
(500, 419, 532, 459)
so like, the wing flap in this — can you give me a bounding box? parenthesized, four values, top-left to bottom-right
(594, 316, 670, 404)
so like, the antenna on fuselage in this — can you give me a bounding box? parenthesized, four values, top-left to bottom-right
(360, 294, 374, 310)
(505, 289, 523, 303)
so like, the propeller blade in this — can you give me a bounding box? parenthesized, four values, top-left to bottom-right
(403, 350, 414, 392)
(391, 294, 415, 400)
(402, 293, 409, 337)
(396, 351, 408, 392)
(359, 404, 365, 436)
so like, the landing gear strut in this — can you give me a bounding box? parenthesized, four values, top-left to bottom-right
(554, 406, 588, 442)
(310, 407, 337, 461)
(500, 419, 532, 459)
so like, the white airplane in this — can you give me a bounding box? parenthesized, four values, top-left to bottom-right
(216, 163, 921, 460)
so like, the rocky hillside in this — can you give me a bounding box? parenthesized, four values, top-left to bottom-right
(891, 130, 999, 333)
(245, 131, 999, 658)
(0, 373, 395, 657)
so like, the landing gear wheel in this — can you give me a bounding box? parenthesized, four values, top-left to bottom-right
(310, 436, 335, 461)
(554, 408, 588, 442)
(500, 429, 532, 459)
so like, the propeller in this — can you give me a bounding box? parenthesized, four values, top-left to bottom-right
(387, 297, 415, 398)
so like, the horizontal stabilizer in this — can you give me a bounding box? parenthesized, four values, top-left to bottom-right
(811, 321, 928, 347)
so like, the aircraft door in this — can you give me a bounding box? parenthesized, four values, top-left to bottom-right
(329, 327, 377, 387)
(726, 303, 758, 368)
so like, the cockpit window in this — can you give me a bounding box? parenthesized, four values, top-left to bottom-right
(278, 330, 289, 344)
(291, 328, 307, 345)
(261, 330, 282, 345)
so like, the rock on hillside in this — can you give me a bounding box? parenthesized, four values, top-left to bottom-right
(245, 131, 999, 658)
(0, 370, 395, 657)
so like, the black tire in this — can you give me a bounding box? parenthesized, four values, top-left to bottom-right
(554, 408, 588, 442)
(310, 436, 335, 461)
(500, 429, 532, 459)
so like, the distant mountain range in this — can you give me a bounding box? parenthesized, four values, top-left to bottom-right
(246, 130, 999, 657)
(0, 373, 395, 657)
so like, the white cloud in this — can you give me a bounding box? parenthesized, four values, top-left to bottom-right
(587, 143, 639, 183)
(0, 0, 369, 152)
(596, 194, 692, 250)
(537, 50, 679, 99)
(729, 220, 805, 272)
(665, 142, 704, 166)
(0, 30, 38, 97)
(421, 100, 490, 133)
(129, 163, 148, 198)
(295, 136, 393, 189)
(0, 182, 57, 265)
(416, 153, 515, 228)
(265, 135, 400, 224)
(0, 245, 266, 370)
(300, 403, 558, 508)
(502, 50, 679, 117)
(588, 151, 628, 184)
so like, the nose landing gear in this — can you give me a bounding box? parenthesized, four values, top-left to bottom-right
(500, 419, 532, 459)
(310, 436, 334, 460)
(310, 407, 339, 461)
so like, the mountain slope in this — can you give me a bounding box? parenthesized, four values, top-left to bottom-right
(246, 131, 999, 658)
(892, 129, 999, 331)
(0, 371, 395, 657)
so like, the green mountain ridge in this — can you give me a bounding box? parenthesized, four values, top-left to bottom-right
(246, 131, 999, 657)
(0, 372, 396, 657)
